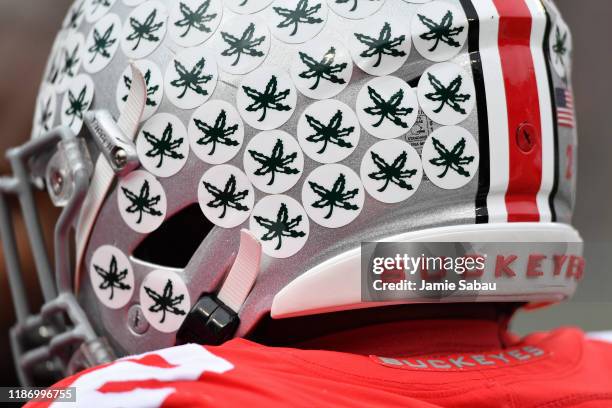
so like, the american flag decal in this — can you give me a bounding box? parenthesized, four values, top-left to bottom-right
(555, 87, 575, 128)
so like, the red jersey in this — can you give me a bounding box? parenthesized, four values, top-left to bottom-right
(28, 320, 612, 407)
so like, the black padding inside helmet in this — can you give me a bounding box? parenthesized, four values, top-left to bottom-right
(132, 203, 213, 269)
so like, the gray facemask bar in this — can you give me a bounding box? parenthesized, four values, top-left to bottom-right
(0, 126, 115, 386)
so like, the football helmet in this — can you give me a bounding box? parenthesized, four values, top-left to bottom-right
(0, 0, 580, 385)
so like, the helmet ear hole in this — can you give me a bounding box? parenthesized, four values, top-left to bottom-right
(131, 203, 213, 269)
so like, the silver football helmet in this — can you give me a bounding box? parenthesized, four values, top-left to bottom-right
(0, 0, 580, 386)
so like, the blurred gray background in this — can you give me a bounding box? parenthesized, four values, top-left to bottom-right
(0, 0, 610, 386)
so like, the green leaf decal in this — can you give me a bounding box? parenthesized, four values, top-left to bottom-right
(354, 22, 406, 67)
(126, 8, 164, 51)
(174, 0, 217, 37)
(273, 0, 323, 36)
(334, 0, 362, 12)
(169, 57, 213, 98)
(248, 139, 299, 185)
(38, 96, 53, 132)
(142, 122, 185, 168)
(298, 46, 347, 90)
(66, 1, 84, 29)
(242, 75, 292, 121)
(363, 86, 412, 128)
(121, 179, 163, 224)
(61, 43, 81, 78)
(64, 85, 89, 126)
(94, 255, 131, 300)
(122, 68, 160, 107)
(428, 136, 475, 178)
(220, 23, 266, 66)
(308, 173, 359, 219)
(88, 24, 117, 63)
(254, 203, 306, 250)
(144, 279, 186, 323)
(417, 10, 464, 52)
(424, 72, 471, 114)
(305, 110, 354, 154)
(368, 151, 417, 192)
(193, 110, 239, 155)
(90, 0, 111, 13)
(202, 174, 250, 218)
(552, 26, 568, 65)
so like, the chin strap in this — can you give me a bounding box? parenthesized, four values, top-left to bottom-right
(75, 63, 146, 291)
(177, 229, 262, 345)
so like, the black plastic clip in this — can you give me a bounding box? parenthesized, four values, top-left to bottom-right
(176, 295, 239, 346)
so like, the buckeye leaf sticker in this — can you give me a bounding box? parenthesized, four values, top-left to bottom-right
(355, 75, 418, 139)
(198, 165, 255, 228)
(249, 195, 309, 258)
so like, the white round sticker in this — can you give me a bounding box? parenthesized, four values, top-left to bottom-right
(417, 62, 475, 125)
(237, 68, 297, 130)
(411, 1, 468, 62)
(63, 0, 87, 30)
(549, 20, 572, 78)
(136, 113, 189, 178)
(56, 32, 85, 93)
(360, 139, 422, 203)
(249, 195, 309, 258)
(140, 269, 191, 333)
(302, 163, 364, 228)
(44, 31, 68, 90)
(32, 86, 57, 139)
(85, 0, 116, 23)
(290, 39, 353, 99)
(297, 99, 360, 163)
(117, 170, 167, 233)
(327, 0, 385, 20)
(188, 100, 244, 164)
(355, 75, 418, 139)
(168, 0, 223, 48)
(349, 14, 411, 76)
(198, 165, 254, 228)
(121, 1, 168, 59)
(214, 15, 270, 75)
(60, 74, 95, 134)
(225, 0, 274, 14)
(83, 13, 122, 73)
(116, 60, 164, 122)
(243, 130, 304, 194)
(165, 47, 218, 110)
(421, 125, 479, 189)
(267, 0, 328, 44)
(90, 245, 135, 309)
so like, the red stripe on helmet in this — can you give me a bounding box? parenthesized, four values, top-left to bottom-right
(492, 0, 543, 222)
